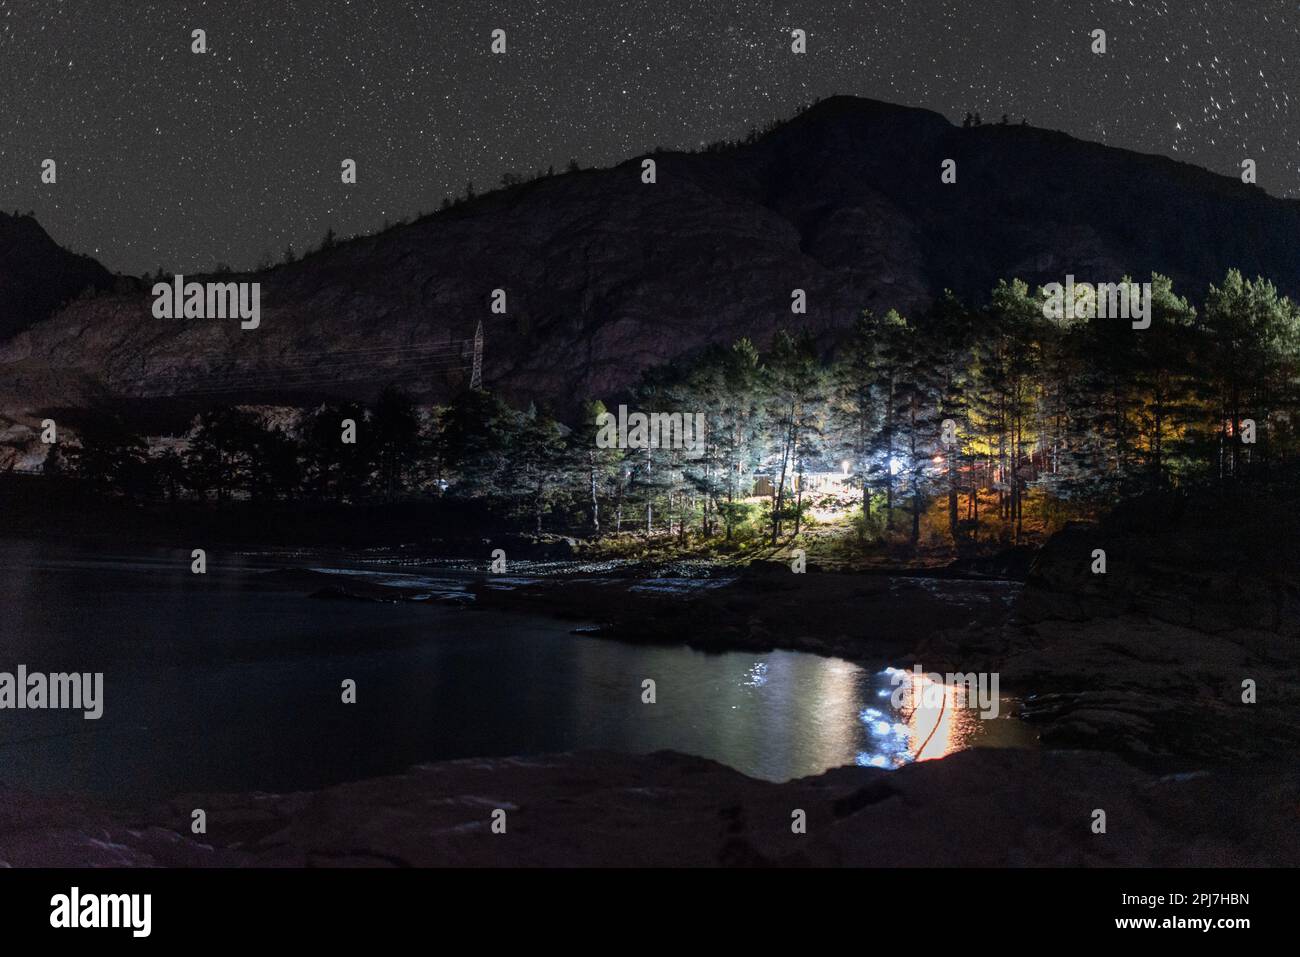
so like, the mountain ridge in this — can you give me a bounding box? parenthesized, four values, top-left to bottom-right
(3, 95, 1299, 414)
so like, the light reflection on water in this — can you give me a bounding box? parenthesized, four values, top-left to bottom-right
(856, 667, 999, 769)
(708, 654, 1035, 781)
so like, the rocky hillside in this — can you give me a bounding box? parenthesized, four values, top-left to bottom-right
(4, 96, 1300, 414)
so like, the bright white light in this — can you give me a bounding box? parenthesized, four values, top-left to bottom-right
(889, 456, 903, 476)
(841, 459, 851, 475)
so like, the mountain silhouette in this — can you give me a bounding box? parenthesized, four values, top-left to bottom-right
(0, 211, 113, 341)
(4, 95, 1299, 413)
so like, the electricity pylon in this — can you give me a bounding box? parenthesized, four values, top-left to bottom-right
(470, 320, 483, 390)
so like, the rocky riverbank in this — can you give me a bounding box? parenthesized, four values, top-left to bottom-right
(5, 486, 1296, 867)
(250, 497, 1299, 769)
(462, 490, 1300, 767)
(3, 746, 1295, 867)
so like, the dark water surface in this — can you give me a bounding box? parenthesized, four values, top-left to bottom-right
(0, 539, 1035, 800)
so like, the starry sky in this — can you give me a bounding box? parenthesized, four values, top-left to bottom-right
(1, 0, 1294, 275)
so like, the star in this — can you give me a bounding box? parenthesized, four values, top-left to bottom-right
(0, 0, 1291, 274)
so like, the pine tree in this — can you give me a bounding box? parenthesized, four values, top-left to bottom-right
(763, 330, 823, 544)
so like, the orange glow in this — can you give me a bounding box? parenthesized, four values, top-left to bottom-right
(902, 673, 958, 761)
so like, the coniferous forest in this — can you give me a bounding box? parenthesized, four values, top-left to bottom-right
(23, 269, 1300, 559)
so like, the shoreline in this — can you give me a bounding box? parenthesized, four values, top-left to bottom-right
(3, 746, 1294, 867)
(243, 525, 1300, 770)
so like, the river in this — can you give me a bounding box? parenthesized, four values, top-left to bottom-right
(0, 538, 1035, 800)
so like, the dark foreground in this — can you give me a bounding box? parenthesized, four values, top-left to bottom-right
(3, 746, 1296, 867)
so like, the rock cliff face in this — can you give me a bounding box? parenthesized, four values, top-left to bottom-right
(917, 488, 1300, 763)
(5, 96, 1300, 413)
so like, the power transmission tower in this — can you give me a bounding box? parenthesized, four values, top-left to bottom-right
(470, 320, 483, 390)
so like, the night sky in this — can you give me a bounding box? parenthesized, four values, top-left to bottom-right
(1, 0, 1293, 275)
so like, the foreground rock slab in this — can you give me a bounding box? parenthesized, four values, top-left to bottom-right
(3, 748, 1294, 867)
